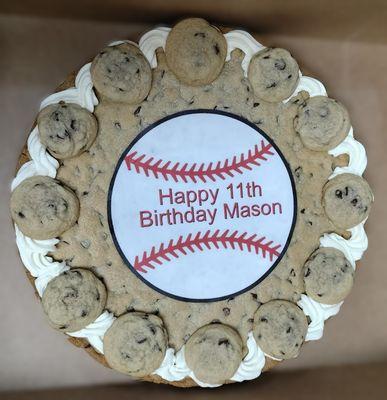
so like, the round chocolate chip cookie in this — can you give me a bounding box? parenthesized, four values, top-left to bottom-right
(184, 323, 243, 384)
(37, 102, 98, 159)
(303, 247, 354, 304)
(165, 18, 227, 86)
(323, 173, 373, 229)
(104, 312, 167, 377)
(253, 300, 308, 360)
(10, 176, 79, 240)
(91, 42, 152, 104)
(248, 47, 300, 102)
(294, 96, 350, 151)
(42, 269, 107, 332)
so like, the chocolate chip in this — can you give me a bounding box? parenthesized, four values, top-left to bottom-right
(214, 43, 220, 55)
(81, 310, 88, 317)
(18, 212, 25, 218)
(137, 338, 147, 344)
(260, 317, 268, 323)
(194, 32, 206, 38)
(134, 106, 141, 115)
(80, 240, 90, 249)
(335, 190, 343, 199)
(253, 102, 260, 107)
(294, 166, 303, 179)
(266, 82, 277, 88)
(218, 339, 230, 346)
(71, 270, 82, 278)
(286, 327, 292, 334)
(274, 59, 286, 70)
(300, 208, 306, 214)
(305, 268, 311, 277)
(351, 198, 358, 206)
(223, 307, 230, 316)
(114, 122, 121, 129)
(149, 325, 156, 335)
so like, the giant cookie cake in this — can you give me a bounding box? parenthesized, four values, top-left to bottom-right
(10, 18, 373, 387)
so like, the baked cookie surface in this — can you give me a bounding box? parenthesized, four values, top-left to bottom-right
(323, 173, 373, 229)
(303, 247, 354, 304)
(185, 323, 243, 384)
(248, 47, 300, 102)
(10, 175, 79, 240)
(38, 102, 98, 159)
(165, 18, 227, 86)
(42, 268, 107, 332)
(294, 96, 351, 151)
(91, 42, 152, 104)
(104, 312, 167, 377)
(11, 17, 372, 388)
(253, 300, 308, 359)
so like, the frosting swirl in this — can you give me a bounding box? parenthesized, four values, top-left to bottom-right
(67, 311, 116, 354)
(139, 27, 171, 68)
(15, 226, 69, 296)
(298, 294, 342, 341)
(231, 332, 266, 382)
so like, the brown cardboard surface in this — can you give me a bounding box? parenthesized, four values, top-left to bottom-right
(0, 11, 386, 391)
(1, 362, 387, 399)
(0, 0, 386, 43)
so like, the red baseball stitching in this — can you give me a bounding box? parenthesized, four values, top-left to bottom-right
(133, 230, 281, 273)
(125, 140, 274, 183)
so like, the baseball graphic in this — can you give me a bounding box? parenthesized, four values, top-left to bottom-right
(108, 110, 296, 301)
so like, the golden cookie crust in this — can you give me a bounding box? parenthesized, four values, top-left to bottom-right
(165, 18, 227, 86)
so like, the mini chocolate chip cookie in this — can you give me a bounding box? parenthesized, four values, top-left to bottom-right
(248, 47, 300, 102)
(323, 173, 373, 229)
(294, 96, 350, 151)
(303, 247, 354, 304)
(38, 102, 98, 159)
(10, 176, 79, 240)
(165, 18, 227, 86)
(42, 268, 107, 332)
(185, 323, 243, 384)
(91, 43, 152, 104)
(253, 300, 308, 359)
(104, 312, 167, 377)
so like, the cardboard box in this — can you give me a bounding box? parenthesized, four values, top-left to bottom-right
(0, 1, 386, 396)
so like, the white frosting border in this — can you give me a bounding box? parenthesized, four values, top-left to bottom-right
(11, 27, 369, 386)
(10, 64, 114, 353)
